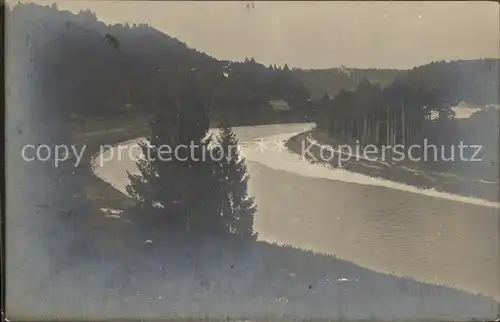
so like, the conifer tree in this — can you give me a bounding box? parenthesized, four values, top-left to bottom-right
(126, 76, 220, 232)
(213, 124, 257, 239)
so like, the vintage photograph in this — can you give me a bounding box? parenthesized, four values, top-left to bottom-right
(4, 1, 500, 320)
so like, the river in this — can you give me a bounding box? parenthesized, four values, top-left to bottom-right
(94, 123, 500, 304)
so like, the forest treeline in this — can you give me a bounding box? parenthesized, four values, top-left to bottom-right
(294, 59, 499, 106)
(312, 58, 499, 150)
(293, 67, 405, 99)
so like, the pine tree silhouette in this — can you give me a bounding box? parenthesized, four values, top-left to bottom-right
(126, 78, 220, 233)
(213, 124, 257, 239)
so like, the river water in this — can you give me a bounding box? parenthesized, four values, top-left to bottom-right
(93, 123, 500, 304)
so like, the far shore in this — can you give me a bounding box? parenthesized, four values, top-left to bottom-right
(286, 128, 499, 203)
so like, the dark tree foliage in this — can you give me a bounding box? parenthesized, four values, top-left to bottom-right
(126, 76, 257, 238)
(398, 59, 499, 106)
(213, 125, 257, 239)
(126, 78, 220, 232)
(315, 77, 462, 149)
(293, 67, 404, 99)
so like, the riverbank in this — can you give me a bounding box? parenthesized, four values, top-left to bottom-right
(286, 129, 499, 203)
(64, 116, 151, 262)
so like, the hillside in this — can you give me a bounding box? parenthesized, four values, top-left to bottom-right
(294, 59, 499, 108)
(293, 67, 405, 99)
(8, 3, 218, 118)
(395, 59, 499, 106)
(6, 3, 310, 124)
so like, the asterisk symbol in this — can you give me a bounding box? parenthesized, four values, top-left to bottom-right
(273, 140, 286, 153)
(255, 139, 268, 153)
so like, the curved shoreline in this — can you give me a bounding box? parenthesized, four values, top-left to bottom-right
(92, 130, 500, 209)
(283, 131, 500, 209)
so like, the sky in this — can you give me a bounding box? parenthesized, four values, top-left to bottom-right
(18, 0, 500, 69)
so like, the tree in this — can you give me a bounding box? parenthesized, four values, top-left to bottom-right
(317, 93, 331, 131)
(126, 73, 257, 237)
(126, 78, 220, 233)
(213, 124, 257, 239)
(78, 9, 97, 22)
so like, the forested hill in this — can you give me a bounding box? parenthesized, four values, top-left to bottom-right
(395, 59, 499, 106)
(293, 67, 405, 99)
(295, 59, 499, 107)
(7, 3, 217, 119)
(7, 3, 310, 123)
